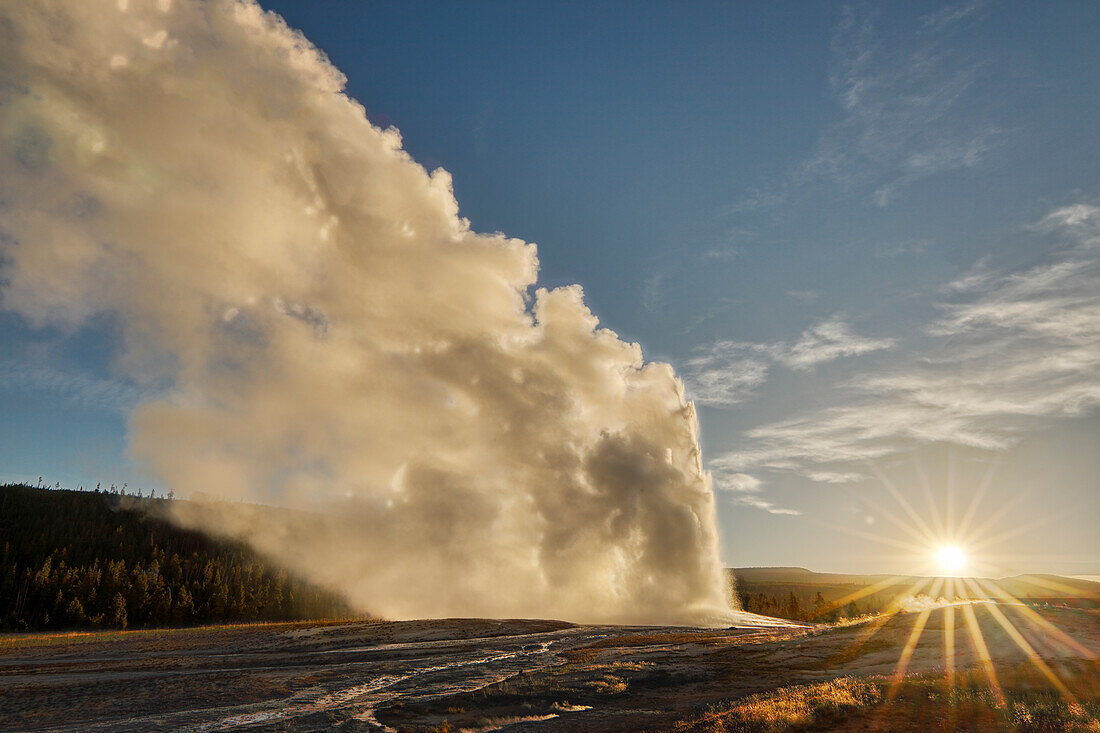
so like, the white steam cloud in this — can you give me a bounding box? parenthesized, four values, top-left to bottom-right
(0, 0, 732, 623)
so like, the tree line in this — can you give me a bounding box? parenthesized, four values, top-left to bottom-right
(736, 586, 870, 622)
(0, 483, 350, 631)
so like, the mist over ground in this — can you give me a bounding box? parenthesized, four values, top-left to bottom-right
(0, 0, 732, 623)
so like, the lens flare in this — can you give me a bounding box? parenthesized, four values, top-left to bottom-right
(808, 456, 1093, 716)
(937, 545, 966, 573)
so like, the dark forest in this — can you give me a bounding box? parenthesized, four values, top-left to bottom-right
(0, 484, 349, 631)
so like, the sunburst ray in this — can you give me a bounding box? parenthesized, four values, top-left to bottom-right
(826, 576, 935, 666)
(866, 462, 939, 546)
(954, 456, 1000, 543)
(960, 601, 1005, 708)
(972, 578, 1096, 659)
(913, 455, 947, 539)
(944, 602, 956, 689)
(963, 579, 1078, 705)
(889, 606, 934, 697)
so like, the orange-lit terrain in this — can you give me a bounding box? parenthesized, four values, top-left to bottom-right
(3, 593, 1097, 731)
(2, 2, 1098, 731)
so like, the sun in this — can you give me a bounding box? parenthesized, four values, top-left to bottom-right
(937, 545, 966, 574)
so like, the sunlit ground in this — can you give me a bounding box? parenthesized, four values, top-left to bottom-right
(2, 460, 1094, 731)
(680, 659, 1100, 731)
(4, 590, 1096, 731)
(775, 456, 1100, 730)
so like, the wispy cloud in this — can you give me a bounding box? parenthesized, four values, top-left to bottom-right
(714, 203, 1100, 476)
(826, 2, 997, 205)
(642, 272, 666, 312)
(725, 186, 790, 215)
(701, 247, 740, 261)
(730, 1, 998, 212)
(716, 398, 1013, 475)
(735, 495, 801, 516)
(681, 315, 895, 407)
(711, 470, 800, 515)
(0, 360, 143, 411)
(716, 472, 762, 493)
(875, 238, 932, 259)
(805, 470, 865, 484)
(681, 344, 771, 407)
(779, 316, 897, 371)
(918, 0, 986, 33)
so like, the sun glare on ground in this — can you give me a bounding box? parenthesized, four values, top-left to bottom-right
(807, 457, 1097, 718)
(937, 545, 966, 574)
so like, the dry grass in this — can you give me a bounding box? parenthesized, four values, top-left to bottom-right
(673, 660, 1100, 732)
(675, 677, 881, 732)
(0, 616, 376, 652)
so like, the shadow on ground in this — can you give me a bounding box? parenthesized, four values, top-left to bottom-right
(1, 605, 1097, 731)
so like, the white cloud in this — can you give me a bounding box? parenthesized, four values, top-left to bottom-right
(681, 316, 895, 407)
(714, 204, 1100, 477)
(681, 342, 771, 407)
(711, 469, 800, 515)
(777, 316, 897, 371)
(1039, 204, 1100, 232)
(715, 472, 762, 493)
(804, 470, 864, 484)
(735, 495, 801, 516)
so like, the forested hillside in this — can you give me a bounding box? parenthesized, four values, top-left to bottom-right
(0, 484, 350, 631)
(731, 569, 888, 622)
(731, 567, 1100, 623)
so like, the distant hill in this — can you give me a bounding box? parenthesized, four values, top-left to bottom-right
(729, 567, 1100, 622)
(732, 566, 898, 585)
(0, 483, 350, 632)
(996, 574, 1100, 601)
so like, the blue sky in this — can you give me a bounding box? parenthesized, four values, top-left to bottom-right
(2, 0, 1097, 575)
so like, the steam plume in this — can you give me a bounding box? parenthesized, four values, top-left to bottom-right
(0, 0, 731, 623)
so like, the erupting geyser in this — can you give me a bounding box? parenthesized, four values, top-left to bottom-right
(0, 0, 733, 623)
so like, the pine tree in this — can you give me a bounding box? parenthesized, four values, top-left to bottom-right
(65, 597, 86, 624)
(173, 584, 194, 623)
(107, 592, 127, 629)
(0, 483, 349, 630)
(783, 592, 802, 620)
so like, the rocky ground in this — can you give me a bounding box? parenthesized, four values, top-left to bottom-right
(1, 603, 1097, 731)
